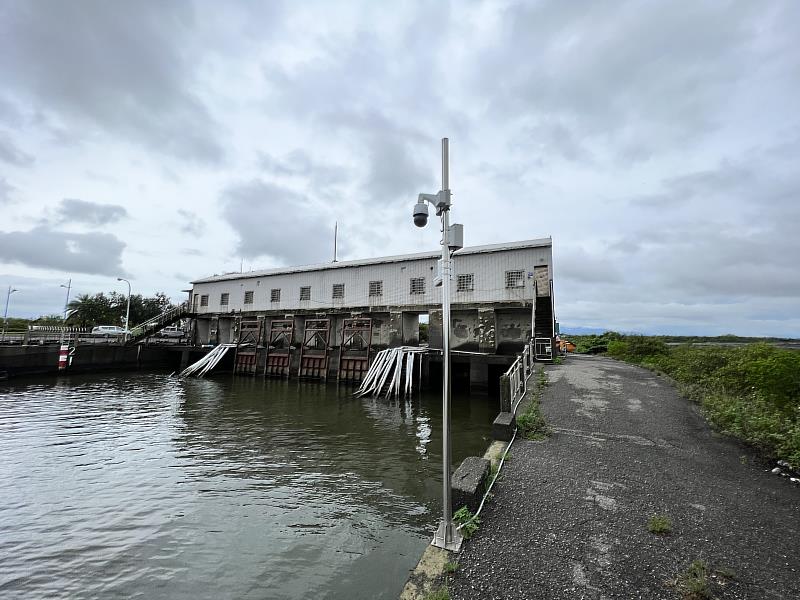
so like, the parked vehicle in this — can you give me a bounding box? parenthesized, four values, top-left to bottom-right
(90, 325, 127, 337)
(159, 325, 184, 338)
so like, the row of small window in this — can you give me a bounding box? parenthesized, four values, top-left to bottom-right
(196, 271, 527, 307)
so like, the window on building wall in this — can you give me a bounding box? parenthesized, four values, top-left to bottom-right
(193, 294, 199, 309)
(220, 292, 229, 306)
(200, 295, 209, 307)
(270, 288, 281, 302)
(457, 273, 474, 292)
(369, 281, 383, 297)
(244, 291, 254, 304)
(300, 286, 311, 301)
(505, 270, 525, 288)
(332, 283, 345, 299)
(410, 277, 425, 295)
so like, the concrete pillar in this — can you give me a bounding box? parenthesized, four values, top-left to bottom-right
(499, 374, 511, 412)
(402, 312, 420, 345)
(388, 311, 404, 347)
(478, 308, 496, 353)
(469, 358, 488, 393)
(428, 309, 443, 349)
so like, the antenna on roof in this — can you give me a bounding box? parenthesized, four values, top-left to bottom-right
(333, 221, 338, 263)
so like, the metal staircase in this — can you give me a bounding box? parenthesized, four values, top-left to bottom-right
(127, 302, 189, 343)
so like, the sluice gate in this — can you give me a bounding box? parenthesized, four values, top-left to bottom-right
(298, 318, 330, 380)
(264, 319, 293, 377)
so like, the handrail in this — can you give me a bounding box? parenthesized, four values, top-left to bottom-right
(504, 339, 535, 414)
(128, 302, 189, 341)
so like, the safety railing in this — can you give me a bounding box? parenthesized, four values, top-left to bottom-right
(128, 302, 189, 342)
(502, 339, 535, 414)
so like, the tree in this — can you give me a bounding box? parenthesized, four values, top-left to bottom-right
(66, 293, 118, 327)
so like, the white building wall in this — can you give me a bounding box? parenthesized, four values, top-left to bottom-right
(190, 245, 552, 314)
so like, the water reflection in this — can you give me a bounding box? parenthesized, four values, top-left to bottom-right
(0, 372, 495, 600)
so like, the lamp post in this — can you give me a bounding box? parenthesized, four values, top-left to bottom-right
(3, 285, 18, 342)
(117, 277, 131, 342)
(60, 279, 72, 321)
(412, 138, 464, 551)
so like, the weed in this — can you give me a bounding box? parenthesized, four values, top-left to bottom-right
(424, 586, 450, 600)
(444, 561, 459, 574)
(537, 367, 548, 387)
(676, 560, 712, 599)
(554, 355, 563, 365)
(647, 514, 672, 535)
(516, 367, 551, 440)
(453, 506, 480, 539)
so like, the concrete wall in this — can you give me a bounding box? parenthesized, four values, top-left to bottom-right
(0, 345, 177, 378)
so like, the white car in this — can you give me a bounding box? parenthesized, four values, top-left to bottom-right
(91, 325, 127, 337)
(159, 325, 184, 338)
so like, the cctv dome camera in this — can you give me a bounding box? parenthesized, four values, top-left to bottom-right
(413, 201, 429, 227)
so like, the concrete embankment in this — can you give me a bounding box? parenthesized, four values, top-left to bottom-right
(448, 356, 800, 599)
(0, 344, 182, 378)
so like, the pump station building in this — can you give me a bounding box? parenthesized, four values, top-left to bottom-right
(187, 238, 555, 391)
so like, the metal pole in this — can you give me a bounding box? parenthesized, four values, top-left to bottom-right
(118, 278, 131, 342)
(61, 279, 71, 321)
(333, 221, 338, 262)
(4, 286, 17, 342)
(432, 137, 461, 551)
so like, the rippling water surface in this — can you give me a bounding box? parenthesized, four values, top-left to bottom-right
(0, 372, 496, 599)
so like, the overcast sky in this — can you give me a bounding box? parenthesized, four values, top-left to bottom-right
(1, 1, 798, 336)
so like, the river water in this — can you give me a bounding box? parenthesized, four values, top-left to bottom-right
(0, 372, 496, 599)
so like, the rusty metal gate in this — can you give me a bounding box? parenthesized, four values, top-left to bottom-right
(264, 319, 293, 377)
(338, 317, 372, 382)
(299, 318, 330, 379)
(235, 318, 262, 375)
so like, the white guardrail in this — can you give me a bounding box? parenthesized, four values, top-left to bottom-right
(505, 339, 534, 414)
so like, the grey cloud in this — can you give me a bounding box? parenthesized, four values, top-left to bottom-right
(257, 149, 349, 188)
(57, 199, 128, 226)
(0, 130, 34, 166)
(325, 110, 435, 201)
(0, 2, 224, 163)
(0, 178, 14, 204)
(557, 248, 623, 284)
(262, 27, 441, 203)
(177, 209, 205, 236)
(222, 179, 340, 265)
(632, 162, 756, 208)
(475, 2, 794, 158)
(0, 226, 127, 276)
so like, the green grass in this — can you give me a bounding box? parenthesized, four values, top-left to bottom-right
(424, 586, 450, 600)
(517, 367, 551, 440)
(452, 506, 479, 539)
(647, 514, 672, 535)
(444, 561, 459, 574)
(606, 339, 800, 466)
(676, 560, 712, 599)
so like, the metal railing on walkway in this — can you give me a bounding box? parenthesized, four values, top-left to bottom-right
(127, 303, 189, 343)
(503, 339, 535, 414)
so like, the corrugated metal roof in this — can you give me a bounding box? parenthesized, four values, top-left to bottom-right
(191, 237, 552, 284)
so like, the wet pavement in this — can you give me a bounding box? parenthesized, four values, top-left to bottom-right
(450, 355, 800, 599)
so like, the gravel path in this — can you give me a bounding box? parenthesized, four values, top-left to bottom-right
(449, 355, 800, 599)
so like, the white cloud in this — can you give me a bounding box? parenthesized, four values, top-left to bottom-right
(0, 1, 797, 335)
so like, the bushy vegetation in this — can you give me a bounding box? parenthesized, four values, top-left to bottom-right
(607, 338, 800, 466)
(568, 331, 623, 354)
(3, 292, 175, 331)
